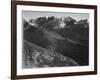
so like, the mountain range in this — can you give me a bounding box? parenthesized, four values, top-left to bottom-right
(23, 17, 89, 65)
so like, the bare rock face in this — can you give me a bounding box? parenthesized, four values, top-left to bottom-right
(22, 40, 78, 68)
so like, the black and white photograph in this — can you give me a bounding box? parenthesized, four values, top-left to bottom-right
(11, 1, 97, 79)
(22, 11, 89, 68)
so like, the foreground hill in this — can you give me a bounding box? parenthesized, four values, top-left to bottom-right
(23, 40, 78, 68)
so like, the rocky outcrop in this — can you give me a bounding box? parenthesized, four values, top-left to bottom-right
(23, 40, 78, 68)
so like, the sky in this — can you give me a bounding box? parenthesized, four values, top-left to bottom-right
(22, 11, 89, 22)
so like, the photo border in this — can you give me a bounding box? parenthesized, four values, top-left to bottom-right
(11, 1, 97, 80)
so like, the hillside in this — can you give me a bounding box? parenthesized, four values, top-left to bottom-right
(23, 40, 79, 68)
